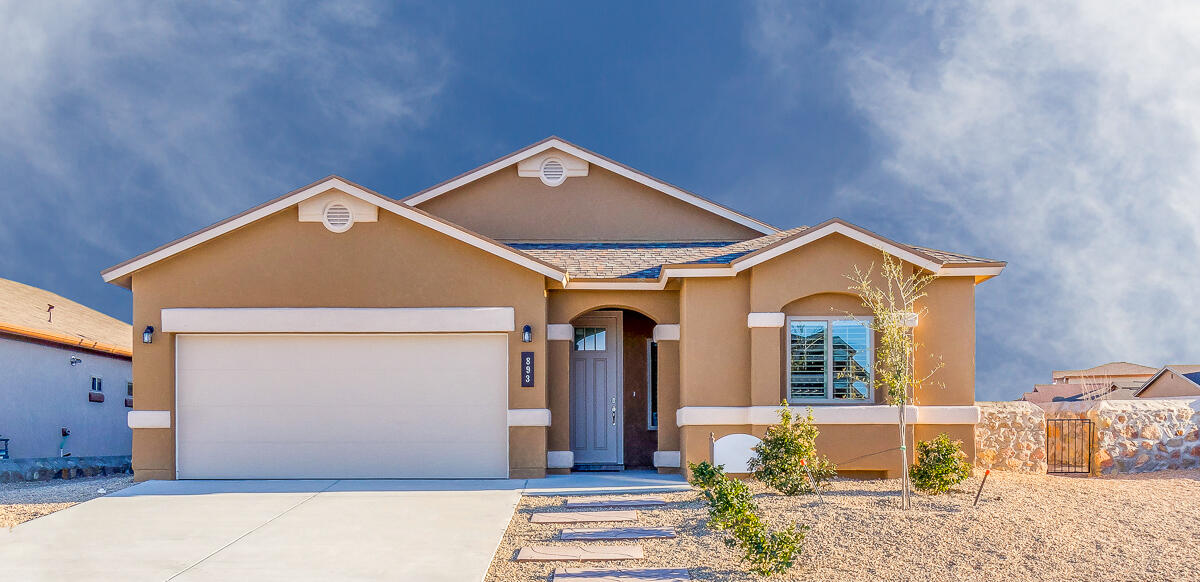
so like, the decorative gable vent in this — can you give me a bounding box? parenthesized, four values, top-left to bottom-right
(540, 158, 566, 186)
(322, 203, 354, 232)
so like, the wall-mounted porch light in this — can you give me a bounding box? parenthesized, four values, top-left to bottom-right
(522, 325, 532, 343)
(142, 325, 155, 344)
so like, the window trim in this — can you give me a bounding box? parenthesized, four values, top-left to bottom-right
(90, 376, 103, 392)
(785, 316, 874, 404)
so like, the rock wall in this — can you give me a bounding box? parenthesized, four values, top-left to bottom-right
(975, 401, 1047, 473)
(1087, 398, 1200, 474)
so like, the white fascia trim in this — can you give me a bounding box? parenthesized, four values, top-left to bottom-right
(546, 324, 575, 341)
(508, 408, 552, 427)
(677, 405, 920, 426)
(547, 450, 574, 469)
(128, 410, 171, 429)
(161, 307, 516, 333)
(102, 177, 567, 284)
(406, 139, 778, 235)
(652, 324, 680, 342)
(652, 451, 681, 468)
(732, 222, 942, 274)
(747, 312, 786, 328)
(933, 266, 1005, 277)
(564, 281, 668, 291)
(916, 405, 981, 424)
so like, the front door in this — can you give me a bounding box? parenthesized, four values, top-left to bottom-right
(570, 311, 623, 466)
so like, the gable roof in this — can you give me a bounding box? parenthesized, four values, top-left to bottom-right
(402, 137, 780, 236)
(0, 277, 132, 357)
(101, 176, 568, 288)
(551, 218, 1005, 289)
(1134, 365, 1200, 396)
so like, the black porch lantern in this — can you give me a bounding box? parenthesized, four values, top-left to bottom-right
(521, 324, 532, 343)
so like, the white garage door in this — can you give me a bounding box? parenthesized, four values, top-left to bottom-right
(175, 333, 508, 479)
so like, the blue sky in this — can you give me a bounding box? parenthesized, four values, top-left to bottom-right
(3, 1, 1198, 400)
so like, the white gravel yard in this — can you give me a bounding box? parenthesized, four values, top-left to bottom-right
(485, 470, 1200, 581)
(0, 474, 134, 529)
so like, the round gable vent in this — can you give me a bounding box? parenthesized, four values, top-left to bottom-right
(540, 157, 567, 186)
(322, 202, 354, 233)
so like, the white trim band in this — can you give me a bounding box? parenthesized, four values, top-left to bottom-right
(747, 312, 786, 328)
(508, 409, 552, 427)
(161, 307, 516, 334)
(675, 405, 987, 426)
(652, 324, 680, 342)
(547, 324, 574, 341)
(128, 410, 172, 429)
(652, 451, 681, 468)
(547, 450, 574, 469)
(917, 405, 981, 424)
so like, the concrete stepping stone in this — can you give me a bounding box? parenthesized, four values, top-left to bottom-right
(551, 568, 691, 581)
(564, 497, 667, 508)
(561, 527, 676, 541)
(515, 544, 644, 562)
(531, 510, 638, 524)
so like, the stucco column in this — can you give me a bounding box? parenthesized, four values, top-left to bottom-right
(545, 323, 574, 473)
(652, 324, 681, 472)
(748, 312, 786, 406)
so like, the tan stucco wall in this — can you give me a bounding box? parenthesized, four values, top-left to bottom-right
(679, 274, 751, 407)
(1138, 372, 1200, 398)
(415, 163, 764, 242)
(128, 196, 549, 480)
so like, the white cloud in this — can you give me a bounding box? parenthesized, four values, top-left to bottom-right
(0, 1, 448, 310)
(752, 1, 1200, 398)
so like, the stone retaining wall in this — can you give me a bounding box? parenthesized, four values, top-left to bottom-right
(0, 455, 132, 482)
(975, 401, 1047, 473)
(1085, 399, 1200, 474)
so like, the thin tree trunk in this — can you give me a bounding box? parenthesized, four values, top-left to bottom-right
(898, 401, 910, 510)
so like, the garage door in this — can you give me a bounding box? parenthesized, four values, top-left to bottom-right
(175, 333, 508, 479)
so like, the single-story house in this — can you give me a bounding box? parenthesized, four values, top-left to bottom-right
(102, 137, 1004, 481)
(1021, 361, 1157, 402)
(1134, 365, 1200, 398)
(0, 277, 132, 459)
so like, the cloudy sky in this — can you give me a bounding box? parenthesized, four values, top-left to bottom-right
(2, 1, 1197, 400)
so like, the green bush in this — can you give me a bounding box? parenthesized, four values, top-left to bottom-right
(910, 433, 972, 494)
(747, 403, 837, 495)
(688, 461, 807, 576)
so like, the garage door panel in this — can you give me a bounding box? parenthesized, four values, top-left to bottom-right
(181, 441, 509, 479)
(176, 334, 509, 479)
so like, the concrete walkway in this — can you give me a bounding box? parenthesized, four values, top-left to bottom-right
(0, 471, 688, 582)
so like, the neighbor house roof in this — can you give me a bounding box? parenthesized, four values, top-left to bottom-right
(1134, 365, 1200, 397)
(402, 136, 781, 235)
(0, 277, 132, 357)
(1052, 361, 1157, 380)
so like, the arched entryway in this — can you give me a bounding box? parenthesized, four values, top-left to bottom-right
(568, 308, 657, 470)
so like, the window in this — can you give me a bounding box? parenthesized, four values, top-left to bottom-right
(787, 317, 872, 403)
(573, 327, 607, 351)
(90, 377, 102, 392)
(126, 382, 134, 397)
(647, 340, 659, 430)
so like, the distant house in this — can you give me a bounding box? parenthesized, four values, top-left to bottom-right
(1134, 366, 1200, 398)
(0, 277, 132, 459)
(1021, 361, 1157, 402)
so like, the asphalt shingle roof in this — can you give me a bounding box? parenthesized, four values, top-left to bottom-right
(510, 227, 1002, 279)
(0, 277, 132, 353)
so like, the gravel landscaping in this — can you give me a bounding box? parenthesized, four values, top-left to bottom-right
(0, 474, 134, 529)
(486, 470, 1200, 581)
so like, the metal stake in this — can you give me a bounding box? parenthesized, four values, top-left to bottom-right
(801, 458, 823, 504)
(973, 469, 990, 507)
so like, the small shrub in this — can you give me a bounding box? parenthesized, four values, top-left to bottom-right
(910, 433, 972, 494)
(688, 461, 807, 576)
(747, 403, 837, 495)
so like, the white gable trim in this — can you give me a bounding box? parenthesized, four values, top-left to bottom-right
(404, 138, 779, 235)
(730, 221, 942, 274)
(102, 177, 567, 284)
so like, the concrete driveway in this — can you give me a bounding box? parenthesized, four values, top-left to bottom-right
(0, 471, 689, 581)
(0, 479, 524, 582)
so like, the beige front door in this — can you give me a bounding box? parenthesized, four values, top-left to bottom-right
(570, 311, 623, 466)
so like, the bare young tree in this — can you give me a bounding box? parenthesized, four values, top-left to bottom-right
(846, 253, 942, 510)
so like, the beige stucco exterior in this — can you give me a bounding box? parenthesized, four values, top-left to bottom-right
(107, 139, 999, 482)
(1137, 370, 1200, 398)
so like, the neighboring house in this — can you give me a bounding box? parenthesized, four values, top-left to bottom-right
(1135, 366, 1200, 398)
(0, 277, 132, 459)
(1021, 361, 1157, 402)
(102, 137, 1005, 481)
